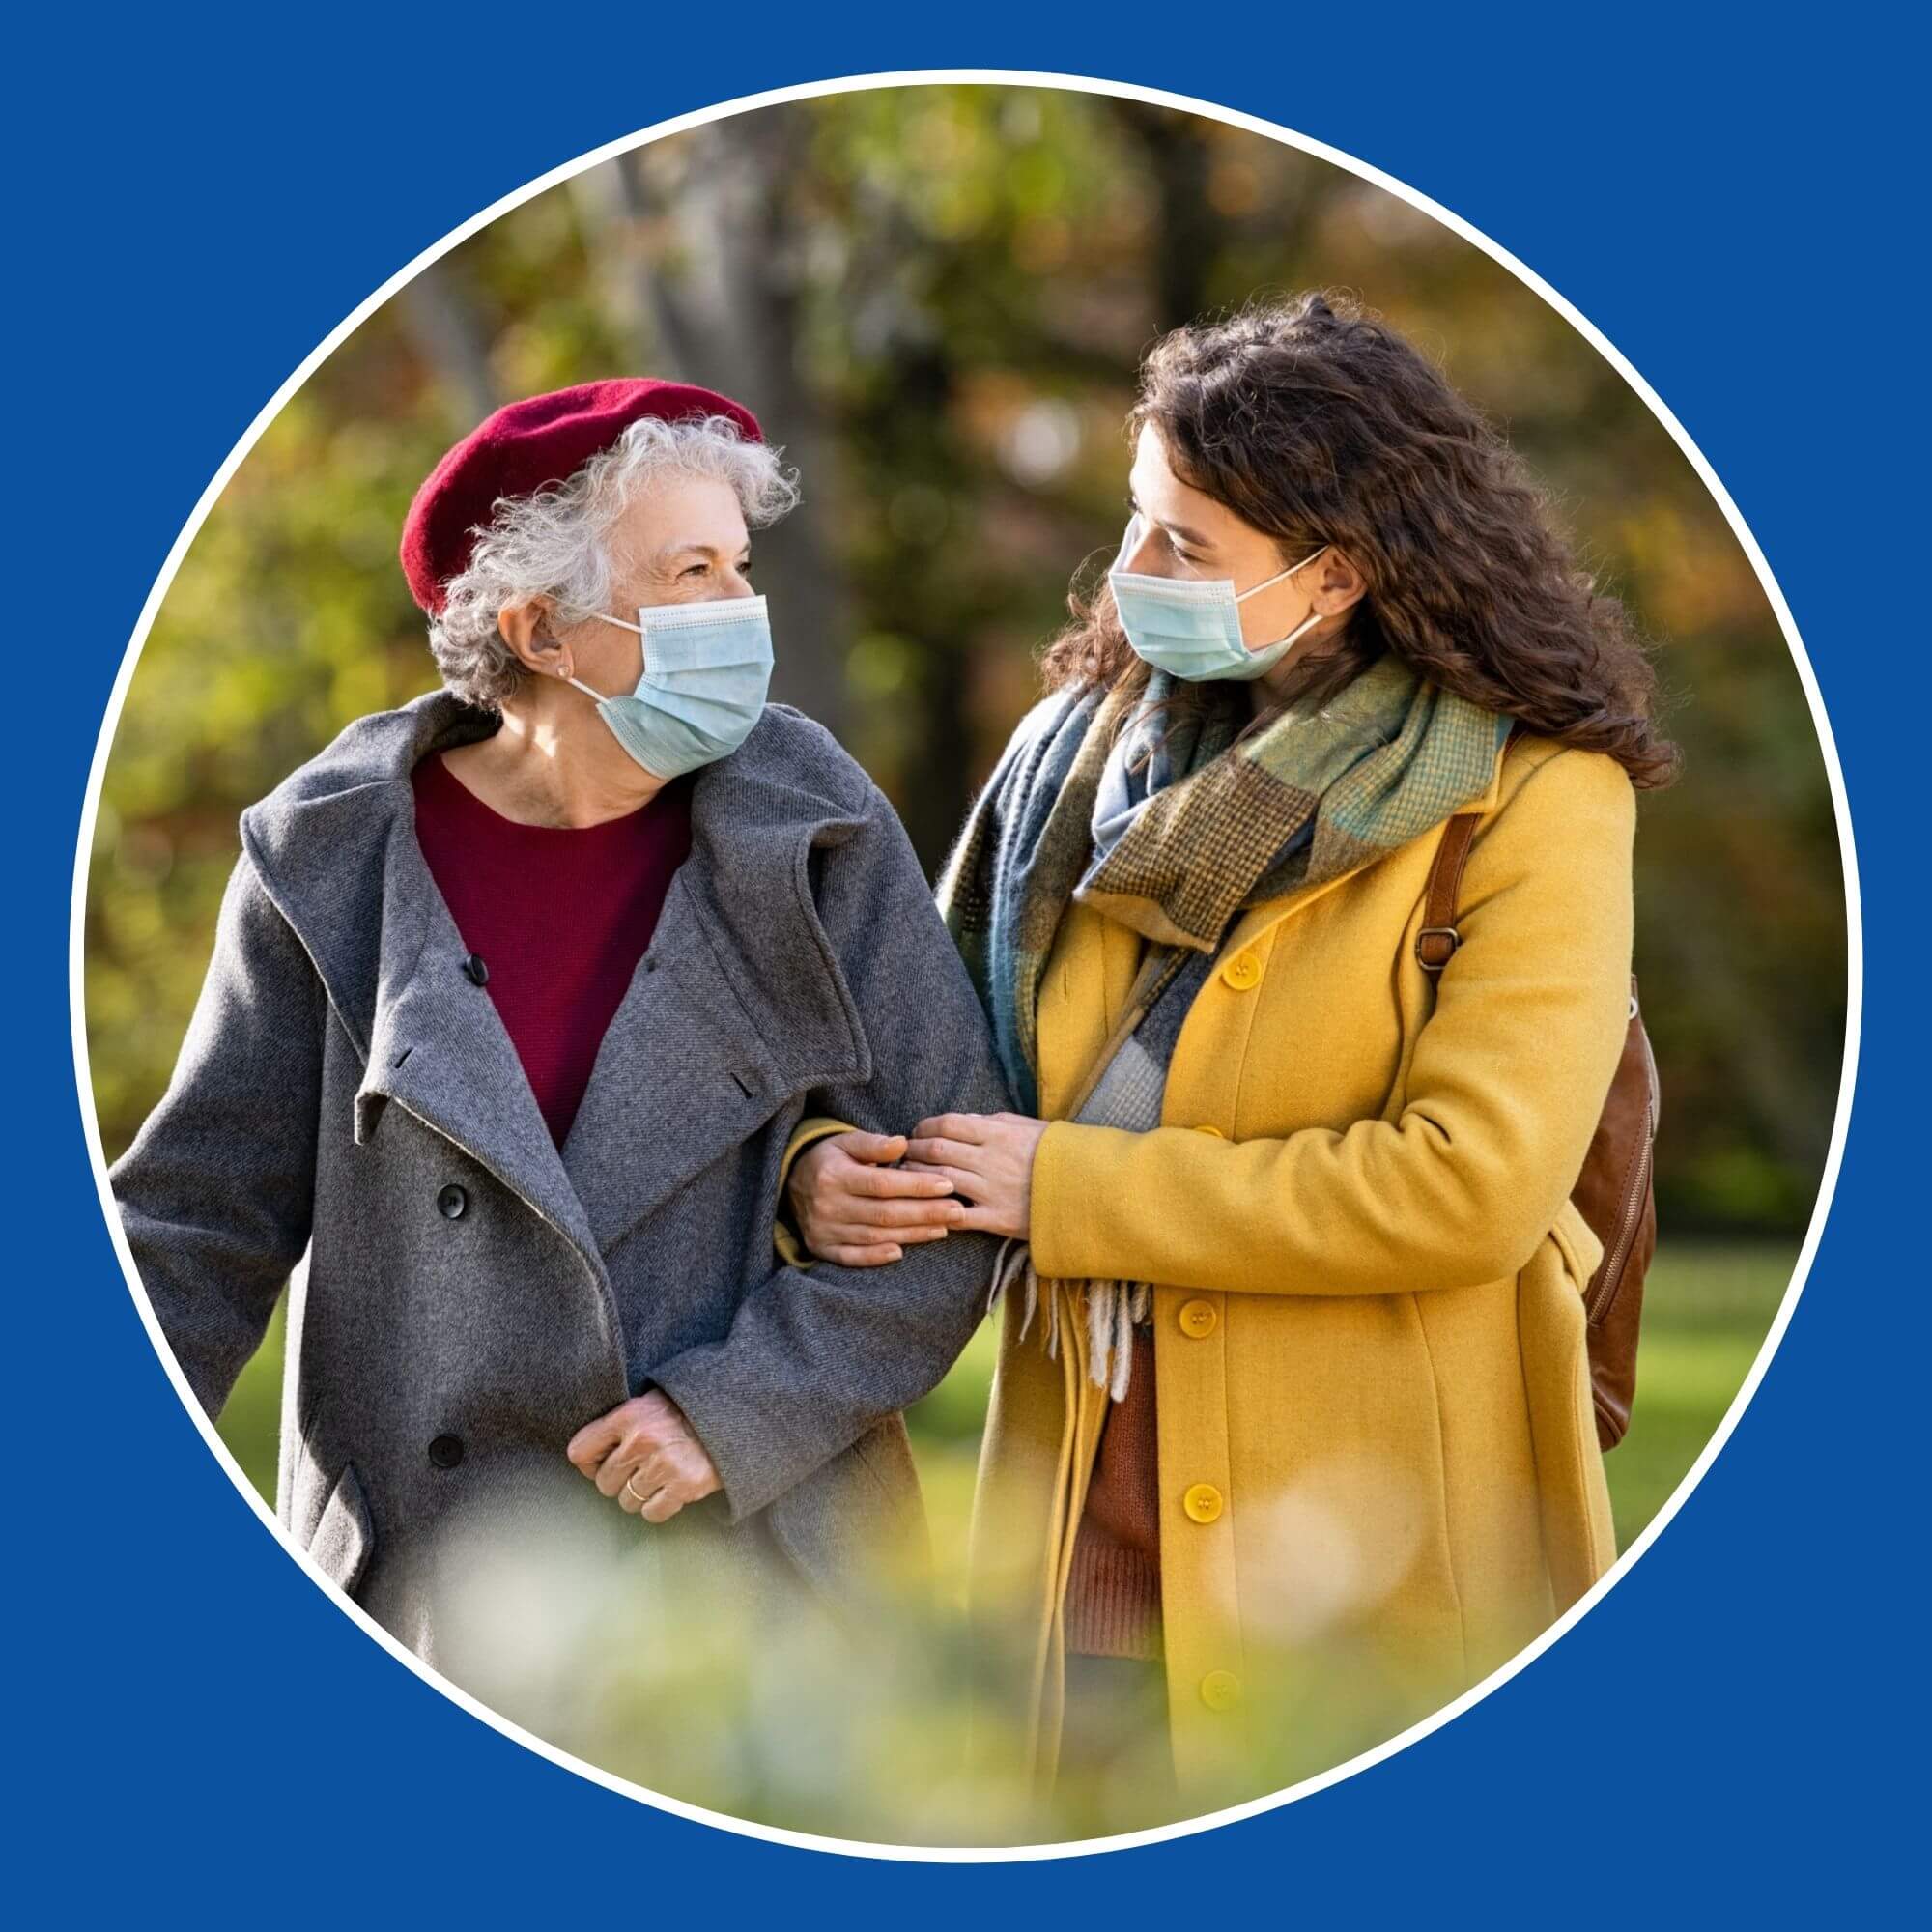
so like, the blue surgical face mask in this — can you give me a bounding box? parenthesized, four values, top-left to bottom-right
(562, 593, 774, 780)
(1108, 512, 1330, 682)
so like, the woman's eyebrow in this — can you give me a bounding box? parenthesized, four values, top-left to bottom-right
(1128, 488, 1212, 549)
(650, 540, 734, 565)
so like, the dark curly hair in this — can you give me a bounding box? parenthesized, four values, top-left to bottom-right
(1041, 292, 1679, 788)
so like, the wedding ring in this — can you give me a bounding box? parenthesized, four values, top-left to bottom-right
(624, 1472, 652, 1505)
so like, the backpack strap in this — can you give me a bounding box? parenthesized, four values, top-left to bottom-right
(1415, 722, 1527, 976)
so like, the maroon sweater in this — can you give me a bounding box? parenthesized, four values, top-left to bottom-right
(410, 750, 694, 1145)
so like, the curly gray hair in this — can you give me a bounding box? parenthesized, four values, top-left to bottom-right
(427, 412, 801, 709)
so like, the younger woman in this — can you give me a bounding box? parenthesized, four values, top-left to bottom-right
(786, 292, 1674, 1818)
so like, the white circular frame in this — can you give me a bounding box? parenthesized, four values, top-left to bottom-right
(68, 67, 1863, 1864)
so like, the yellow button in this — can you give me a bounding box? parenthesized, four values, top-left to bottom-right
(1200, 1670, 1243, 1713)
(1182, 1482, 1224, 1524)
(1179, 1298, 1218, 1339)
(1192, 1123, 1224, 1137)
(1220, 951, 1262, 991)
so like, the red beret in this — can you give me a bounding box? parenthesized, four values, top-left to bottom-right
(400, 377, 764, 613)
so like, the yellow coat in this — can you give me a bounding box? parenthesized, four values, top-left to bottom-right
(966, 728, 1634, 1803)
(776, 726, 1634, 1804)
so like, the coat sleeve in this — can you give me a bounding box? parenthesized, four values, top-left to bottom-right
(765, 694, 1055, 1264)
(1029, 747, 1636, 1296)
(107, 846, 325, 1419)
(646, 778, 1014, 1522)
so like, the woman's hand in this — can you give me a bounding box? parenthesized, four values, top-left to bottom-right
(787, 1131, 966, 1266)
(566, 1390, 721, 1524)
(904, 1112, 1049, 1241)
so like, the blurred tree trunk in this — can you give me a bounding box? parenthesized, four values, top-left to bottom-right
(570, 120, 852, 744)
(854, 336, 974, 873)
(1125, 108, 1222, 327)
(395, 263, 500, 426)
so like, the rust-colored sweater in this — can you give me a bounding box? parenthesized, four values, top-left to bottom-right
(1063, 1323, 1162, 1660)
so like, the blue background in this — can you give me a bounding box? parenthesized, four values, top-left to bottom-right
(15, 10, 1913, 1918)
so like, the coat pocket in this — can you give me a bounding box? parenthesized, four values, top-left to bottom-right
(1519, 1202, 1619, 1605)
(1548, 1196, 1605, 1297)
(306, 1461, 375, 1598)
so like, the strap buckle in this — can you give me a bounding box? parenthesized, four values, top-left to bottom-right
(1415, 925, 1462, 972)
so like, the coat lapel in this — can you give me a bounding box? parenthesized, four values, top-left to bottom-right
(242, 693, 604, 1282)
(354, 808, 606, 1272)
(557, 750, 871, 1258)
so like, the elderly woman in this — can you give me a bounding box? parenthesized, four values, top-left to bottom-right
(109, 379, 1009, 1690)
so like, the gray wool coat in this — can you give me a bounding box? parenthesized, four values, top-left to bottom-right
(110, 688, 1012, 1676)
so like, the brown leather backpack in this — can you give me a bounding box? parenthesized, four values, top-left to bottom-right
(1416, 791, 1660, 1451)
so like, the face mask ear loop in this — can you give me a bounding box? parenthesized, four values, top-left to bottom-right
(1234, 543, 1329, 606)
(1264, 607, 1327, 657)
(549, 605, 647, 699)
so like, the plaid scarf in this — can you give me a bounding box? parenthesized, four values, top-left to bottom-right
(939, 654, 1511, 1396)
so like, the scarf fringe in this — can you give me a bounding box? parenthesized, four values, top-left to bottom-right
(986, 1237, 1150, 1401)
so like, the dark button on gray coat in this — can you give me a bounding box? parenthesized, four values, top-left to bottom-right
(109, 690, 1012, 1675)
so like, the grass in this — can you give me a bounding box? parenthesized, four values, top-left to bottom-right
(1595, 1240, 1799, 1549)
(215, 1239, 1800, 1579)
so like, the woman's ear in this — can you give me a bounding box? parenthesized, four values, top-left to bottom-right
(497, 598, 569, 678)
(1311, 549, 1369, 616)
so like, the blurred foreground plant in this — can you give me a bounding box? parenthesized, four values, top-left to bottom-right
(416, 1477, 1481, 1847)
